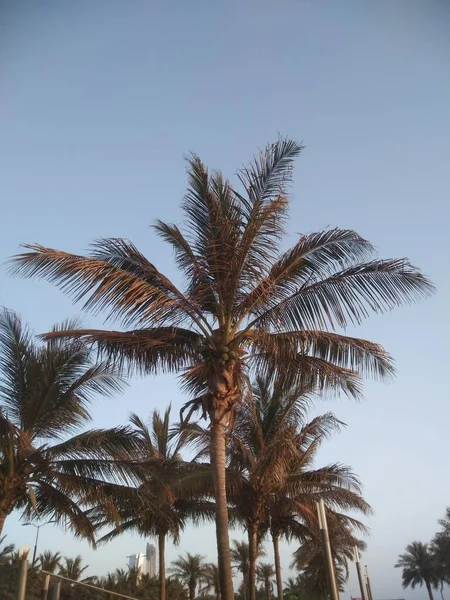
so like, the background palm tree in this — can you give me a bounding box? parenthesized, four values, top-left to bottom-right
(0, 308, 142, 539)
(13, 137, 433, 600)
(230, 540, 265, 600)
(227, 375, 370, 600)
(0, 534, 14, 562)
(169, 553, 206, 600)
(39, 549, 61, 573)
(395, 541, 439, 600)
(256, 563, 275, 600)
(291, 515, 366, 599)
(201, 563, 221, 600)
(59, 554, 89, 580)
(432, 507, 450, 595)
(97, 405, 215, 600)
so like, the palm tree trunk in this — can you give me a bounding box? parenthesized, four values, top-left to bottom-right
(265, 580, 270, 600)
(189, 581, 196, 600)
(426, 581, 435, 600)
(0, 510, 8, 536)
(272, 532, 283, 600)
(248, 522, 259, 600)
(158, 532, 166, 600)
(210, 412, 234, 600)
(440, 581, 444, 600)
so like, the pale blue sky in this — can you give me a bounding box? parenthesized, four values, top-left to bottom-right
(0, 1, 449, 598)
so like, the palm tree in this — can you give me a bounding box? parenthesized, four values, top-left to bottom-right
(433, 508, 450, 594)
(230, 540, 265, 600)
(202, 563, 221, 600)
(395, 541, 439, 600)
(227, 375, 370, 600)
(59, 555, 89, 581)
(97, 405, 215, 600)
(39, 550, 61, 573)
(292, 516, 364, 599)
(0, 534, 14, 561)
(0, 308, 142, 539)
(169, 553, 206, 600)
(257, 563, 275, 600)
(12, 137, 433, 600)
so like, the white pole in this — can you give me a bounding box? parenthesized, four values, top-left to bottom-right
(316, 500, 340, 600)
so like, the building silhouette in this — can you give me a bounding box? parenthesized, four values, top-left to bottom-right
(127, 543, 157, 577)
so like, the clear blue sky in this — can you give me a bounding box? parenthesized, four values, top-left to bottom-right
(1, 1, 449, 598)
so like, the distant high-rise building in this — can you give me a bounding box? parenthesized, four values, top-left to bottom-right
(127, 543, 157, 577)
(146, 543, 157, 578)
(127, 553, 147, 574)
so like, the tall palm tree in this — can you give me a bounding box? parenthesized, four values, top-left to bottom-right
(257, 563, 275, 600)
(39, 550, 61, 573)
(202, 563, 221, 600)
(0, 308, 141, 538)
(12, 137, 433, 600)
(227, 376, 370, 600)
(97, 405, 215, 600)
(395, 541, 439, 600)
(169, 553, 206, 600)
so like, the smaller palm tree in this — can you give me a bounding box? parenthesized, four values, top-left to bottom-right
(0, 535, 14, 566)
(39, 550, 61, 573)
(202, 563, 221, 600)
(230, 540, 265, 600)
(169, 553, 206, 600)
(59, 555, 89, 581)
(395, 541, 439, 600)
(257, 563, 275, 600)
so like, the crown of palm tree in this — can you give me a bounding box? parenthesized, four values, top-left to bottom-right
(291, 515, 365, 596)
(227, 375, 371, 529)
(395, 542, 440, 592)
(0, 308, 142, 540)
(11, 138, 433, 418)
(58, 554, 89, 581)
(38, 550, 61, 573)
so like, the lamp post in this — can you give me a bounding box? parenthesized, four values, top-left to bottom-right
(22, 520, 56, 566)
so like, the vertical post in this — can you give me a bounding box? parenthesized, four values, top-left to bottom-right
(41, 574, 50, 600)
(16, 555, 28, 600)
(32, 525, 40, 566)
(365, 566, 374, 600)
(51, 579, 61, 600)
(316, 500, 340, 600)
(353, 547, 367, 600)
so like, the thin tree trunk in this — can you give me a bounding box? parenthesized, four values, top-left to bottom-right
(265, 580, 270, 600)
(158, 532, 166, 600)
(248, 522, 259, 600)
(272, 532, 283, 600)
(0, 509, 8, 536)
(210, 412, 234, 600)
(440, 581, 444, 600)
(189, 581, 196, 600)
(426, 581, 435, 600)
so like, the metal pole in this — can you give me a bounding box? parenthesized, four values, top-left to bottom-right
(353, 546, 368, 600)
(32, 525, 40, 566)
(365, 566, 374, 600)
(51, 579, 61, 600)
(16, 555, 28, 600)
(316, 500, 340, 600)
(41, 573, 50, 600)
